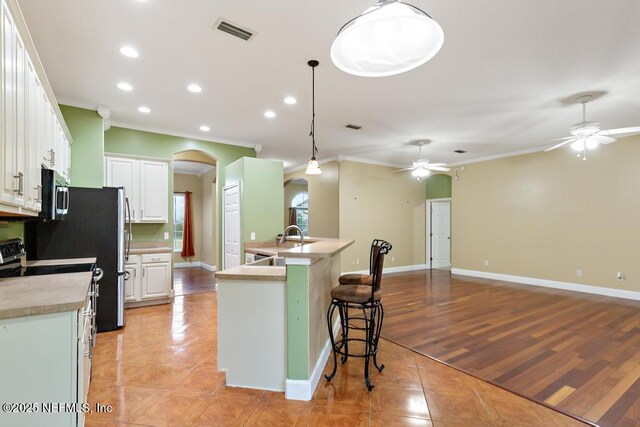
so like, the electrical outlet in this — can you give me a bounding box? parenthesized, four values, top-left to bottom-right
(356, 259, 360, 265)
(484, 260, 489, 266)
(617, 272, 624, 281)
(391, 256, 395, 262)
(576, 269, 583, 277)
(250, 232, 256, 241)
(163, 232, 169, 240)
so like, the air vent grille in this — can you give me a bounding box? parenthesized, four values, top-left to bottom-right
(215, 19, 254, 41)
(346, 124, 362, 130)
(454, 150, 466, 154)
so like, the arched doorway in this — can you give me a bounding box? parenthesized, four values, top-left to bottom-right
(172, 150, 217, 295)
(284, 178, 309, 236)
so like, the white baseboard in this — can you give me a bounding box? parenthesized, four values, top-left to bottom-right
(343, 263, 428, 276)
(201, 263, 217, 272)
(451, 268, 640, 301)
(173, 261, 217, 272)
(285, 319, 340, 401)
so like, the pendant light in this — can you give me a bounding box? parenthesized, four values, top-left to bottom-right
(305, 60, 322, 175)
(331, 0, 444, 77)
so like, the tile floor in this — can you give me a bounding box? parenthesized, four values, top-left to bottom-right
(86, 292, 588, 426)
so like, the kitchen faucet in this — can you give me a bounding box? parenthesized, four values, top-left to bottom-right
(280, 225, 304, 246)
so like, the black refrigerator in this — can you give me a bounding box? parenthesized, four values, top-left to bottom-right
(25, 187, 130, 332)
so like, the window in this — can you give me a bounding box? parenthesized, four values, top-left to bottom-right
(173, 194, 185, 252)
(291, 192, 309, 236)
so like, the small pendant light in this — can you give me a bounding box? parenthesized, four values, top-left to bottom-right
(305, 60, 322, 175)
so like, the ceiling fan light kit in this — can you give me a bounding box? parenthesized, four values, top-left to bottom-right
(331, 0, 444, 77)
(544, 94, 640, 160)
(305, 60, 322, 176)
(396, 140, 450, 182)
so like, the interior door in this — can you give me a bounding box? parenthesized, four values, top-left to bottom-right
(430, 201, 451, 269)
(223, 184, 241, 269)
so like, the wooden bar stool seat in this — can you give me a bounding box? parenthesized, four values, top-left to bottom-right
(337, 239, 385, 287)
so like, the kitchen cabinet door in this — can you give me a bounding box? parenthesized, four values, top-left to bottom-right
(105, 156, 139, 221)
(25, 56, 41, 211)
(124, 261, 141, 302)
(1, 3, 18, 206)
(141, 262, 170, 299)
(139, 160, 168, 223)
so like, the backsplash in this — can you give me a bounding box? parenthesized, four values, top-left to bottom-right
(0, 222, 24, 241)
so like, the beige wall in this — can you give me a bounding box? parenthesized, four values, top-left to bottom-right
(285, 161, 339, 238)
(200, 168, 217, 268)
(339, 161, 426, 272)
(452, 135, 640, 292)
(173, 174, 203, 264)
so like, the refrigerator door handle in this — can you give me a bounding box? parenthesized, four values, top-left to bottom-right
(125, 197, 132, 261)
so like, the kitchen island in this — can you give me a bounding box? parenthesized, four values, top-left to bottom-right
(217, 238, 353, 400)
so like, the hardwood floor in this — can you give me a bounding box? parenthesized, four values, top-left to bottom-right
(86, 290, 585, 425)
(381, 269, 640, 427)
(173, 267, 217, 296)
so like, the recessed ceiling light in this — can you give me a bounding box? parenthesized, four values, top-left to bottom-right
(284, 96, 297, 105)
(264, 110, 276, 118)
(138, 106, 150, 113)
(120, 46, 139, 58)
(187, 84, 202, 93)
(117, 82, 133, 91)
(200, 125, 210, 132)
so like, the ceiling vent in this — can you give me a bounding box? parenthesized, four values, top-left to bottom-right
(345, 124, 362, 130)
(214, 19, 255, 42)
(454, 150, 467, 154)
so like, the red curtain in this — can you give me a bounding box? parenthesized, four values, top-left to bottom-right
(181, 192, 195, 257)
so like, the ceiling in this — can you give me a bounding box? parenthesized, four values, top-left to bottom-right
(173, 160, 215, 176)
(18, 0, 640, 169)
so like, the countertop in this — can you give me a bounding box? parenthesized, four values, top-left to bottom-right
(0, 270, 92, 320)
(215, 265, 286, 282)
(277, 239, 354, 259)
(130, 242, 172, 254)
(24, 257, 96, 267)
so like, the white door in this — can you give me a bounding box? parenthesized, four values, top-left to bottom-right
(223, 184, 241, 269)
(124, 264, 139, 302)
(1, 5, 17, 206)
(141, 263, 170, 299)
(430, 201, 451, 269)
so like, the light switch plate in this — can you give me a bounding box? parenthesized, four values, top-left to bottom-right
(250, 232, 256, 241)
(163, 232, 169, 240)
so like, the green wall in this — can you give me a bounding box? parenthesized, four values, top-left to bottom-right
(59, 105, 104, 188)
(425, 174, 452, 199)
(0, 222, 23, 241)
(224, 157, 284, 258)
(104, 126, 255, 267)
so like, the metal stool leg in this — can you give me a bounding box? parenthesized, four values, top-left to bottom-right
(373, 303, 385, 372)
(364, 305, 375, 391)
(324, 302, 338, 382)
(341, 305, 349, 364)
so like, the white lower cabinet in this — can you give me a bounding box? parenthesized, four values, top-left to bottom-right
(124, 252, 172, 307)
(0, 288, 92, 427)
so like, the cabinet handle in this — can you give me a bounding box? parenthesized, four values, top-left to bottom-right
(134, 269, 137, 278)
(49, 149, 55, 166)
(132, 209, 135, 220)
(34, 185, 42, 202)
(140, 209, 143, 219)
(13, 173, 24, 196)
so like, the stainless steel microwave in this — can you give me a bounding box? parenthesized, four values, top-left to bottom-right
(39, 169, 69, 221)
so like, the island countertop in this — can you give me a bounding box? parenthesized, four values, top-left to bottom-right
(215, 265, 286, 281)
(277, 238, 354, 259)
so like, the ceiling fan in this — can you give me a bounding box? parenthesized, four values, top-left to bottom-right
(544, 95, 640, 159)
(395, 140, 450, 181)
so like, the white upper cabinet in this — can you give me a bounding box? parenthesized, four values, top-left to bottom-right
(0, 0, 72, 216)
(139, 160, 168, 222)
(105, 155, 168, 223)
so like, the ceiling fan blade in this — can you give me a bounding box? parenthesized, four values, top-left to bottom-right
(427, 166, 451, 172)
(599, 126, 640, 138)
(544, 138, 577, 152)
(428, 163, 447, 167)
(591, 134, 616, 145)
(541, 135, 575, 144)
(394, 167, 415, 173)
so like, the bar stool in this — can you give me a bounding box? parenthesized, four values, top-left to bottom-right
(337, 239, 386, 287)
(325, 240, 392, 391)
